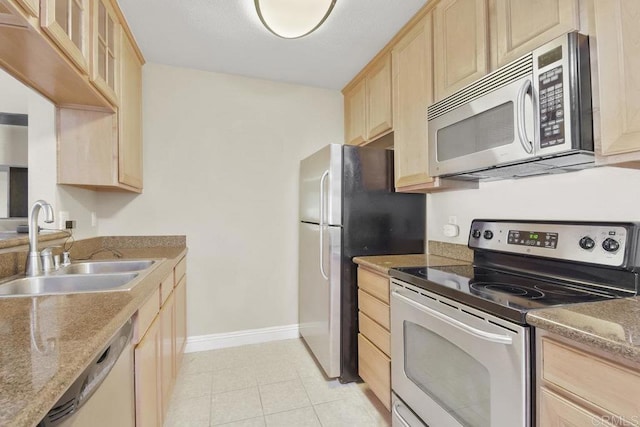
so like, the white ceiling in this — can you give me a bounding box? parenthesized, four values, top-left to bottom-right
(117, 0, 428, 90)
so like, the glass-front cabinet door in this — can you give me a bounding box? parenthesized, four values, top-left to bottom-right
(14, 0, 39, 17)
(91, 0, 119, 105)
(41, 0, 89, 72)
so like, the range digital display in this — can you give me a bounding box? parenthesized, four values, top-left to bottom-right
(508, 230, 559, 249)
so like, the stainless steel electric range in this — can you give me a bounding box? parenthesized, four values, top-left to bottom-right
(389, 220, 640, 427)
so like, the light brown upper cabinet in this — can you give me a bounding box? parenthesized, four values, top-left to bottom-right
(118, 28, 143, 189)
(392, 15, 434, 190)
(344, 53, 393, 145)
(366, 54, 393, 140)
(433, 0, 488, 101)
(91, 0, 119, 105)
(14, 0, 37, 17)
(41, 0, 90, 73)
(392, 12, 473, 193)
(491, 0, 579, 68)
(592, 0, 640, 160)
(57, 12, 143, 193)
(344, 78, 367, 146)
(0, 0, 29, 26)
(0, 0, 112, 108)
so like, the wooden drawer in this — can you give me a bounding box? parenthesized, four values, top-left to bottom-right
(174, 256, 186, 285)
(134, 287, 160, 344)
(542, 337, 640, 421)
(160, 274, 173, 306)
(358, 289, 389, 330)
(539, 387, 613, 426)
(357, 267, 390, 303)
(359, 312, 390, 357)
(358, 333, 391, 410)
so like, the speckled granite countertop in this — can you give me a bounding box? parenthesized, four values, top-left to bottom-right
(0, 236, 187, 427)
(353, 254, 470, 275)
(527, 297, 640, 365)
(0, 230, 68, 249)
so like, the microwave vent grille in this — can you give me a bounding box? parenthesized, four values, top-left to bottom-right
(428, 53, 533, 120)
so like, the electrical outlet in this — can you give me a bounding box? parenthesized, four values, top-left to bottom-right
(443, 224, 460, 237)
(91, 212, 97, 227)
(448, 215, 458, 225)
(65, 220, 76, 229)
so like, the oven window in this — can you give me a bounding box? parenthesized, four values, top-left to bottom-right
(436, 101, 514, 161)
(404, 321, 490, 427)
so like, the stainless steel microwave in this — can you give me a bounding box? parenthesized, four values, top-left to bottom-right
(428, 32, 594, 180)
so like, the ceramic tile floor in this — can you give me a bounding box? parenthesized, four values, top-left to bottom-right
(164, 338, 391, 427)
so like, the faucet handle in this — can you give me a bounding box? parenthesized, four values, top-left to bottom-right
(40, 245, 63, 255)
(40, 248, 55, 273)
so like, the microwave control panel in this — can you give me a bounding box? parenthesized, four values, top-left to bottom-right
(539, 65, 565, 149)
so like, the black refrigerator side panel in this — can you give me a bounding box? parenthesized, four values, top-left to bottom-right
(339, 145, 426, 383)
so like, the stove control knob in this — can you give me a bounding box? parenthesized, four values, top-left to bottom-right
(483, 230, 494, 240)
(602, 238, 620, 253)
(579, 236, 595, 250)
(471, 229, 481, 239)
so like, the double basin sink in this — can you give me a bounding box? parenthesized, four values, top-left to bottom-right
(0, 260, 158, 297)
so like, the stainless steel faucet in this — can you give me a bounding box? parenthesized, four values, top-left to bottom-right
(26, 200, 55, 277)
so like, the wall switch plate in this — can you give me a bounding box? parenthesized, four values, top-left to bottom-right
(91, 212, 97, 227)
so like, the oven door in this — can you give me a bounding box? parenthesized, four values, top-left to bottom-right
(428, 74, 536, 178)
(391, 280, 530, 427)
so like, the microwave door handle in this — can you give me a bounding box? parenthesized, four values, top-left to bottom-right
(517, 79, 534, 154)
(392, 290, 513, 345)
(319, 170, 329, 280)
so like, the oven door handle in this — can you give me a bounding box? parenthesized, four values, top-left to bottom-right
(392, 402, 412, 427)
(392, 291, 513, 345)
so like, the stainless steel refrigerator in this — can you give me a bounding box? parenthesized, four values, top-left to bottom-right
(299, 144, 425, 382)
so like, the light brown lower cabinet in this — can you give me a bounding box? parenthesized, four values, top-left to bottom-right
(358, 333, 391, 409)
(160, 291, 176, 412)
(134, 312, 161, 427)
(357, 266, 391, 410)
(134, 256, 187, 425)
(539, 387, 613, 426)
(174, 275, 187, 369)
(537, 333, 640, 426)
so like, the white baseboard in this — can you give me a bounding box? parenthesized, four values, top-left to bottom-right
(184, 323, 300, 353)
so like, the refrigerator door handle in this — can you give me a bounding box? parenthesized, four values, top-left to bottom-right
(319, 170, 329, 280)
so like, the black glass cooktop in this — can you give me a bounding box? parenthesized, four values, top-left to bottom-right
(390, 265, 627, 324)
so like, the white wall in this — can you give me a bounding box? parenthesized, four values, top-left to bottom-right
(0, 71, 28, 168)
(0, 70, 28, 113)
(0, 125, 28, 167)
(97, 63, 343, 336)
(27, 87, 100, 238)
(427, 166, 640, 245)
(0, 68, 99, 237)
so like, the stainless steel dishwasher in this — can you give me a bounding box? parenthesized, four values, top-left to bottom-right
(38, 319, 135, 427)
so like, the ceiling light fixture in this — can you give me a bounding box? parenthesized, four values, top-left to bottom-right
(254, 0, 337, 39)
